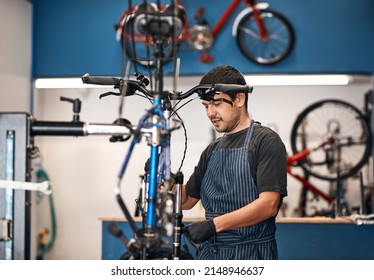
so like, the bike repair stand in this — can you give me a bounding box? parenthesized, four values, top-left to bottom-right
(0, 97, 85, 260)
(359, 171, 374, 214)
(172, 171, 184, 260)
(334, 171, 351, 217)
(0, 113, 32, 260)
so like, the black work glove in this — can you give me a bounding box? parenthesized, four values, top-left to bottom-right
(183, 219, 216, 244)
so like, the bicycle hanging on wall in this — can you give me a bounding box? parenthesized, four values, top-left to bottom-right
(116, 0, 295, 66)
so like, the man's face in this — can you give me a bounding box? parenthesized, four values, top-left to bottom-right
(201, 92, 241, 134)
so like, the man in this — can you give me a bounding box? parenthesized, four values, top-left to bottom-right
(181, 65, 287, 260)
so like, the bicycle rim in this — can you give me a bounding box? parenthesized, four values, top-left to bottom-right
(236, 9, 294, 65)
(290, 99, 371, 181)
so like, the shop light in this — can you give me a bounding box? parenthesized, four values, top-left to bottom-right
(244, 74, 352, 86)
(34, 78, 113, 89)
(34, 75, 353, 89)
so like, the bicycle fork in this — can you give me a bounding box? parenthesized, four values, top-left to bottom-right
(250, 2, 268, 41)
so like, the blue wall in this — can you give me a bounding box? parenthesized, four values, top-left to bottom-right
(32, 0, 374, 77)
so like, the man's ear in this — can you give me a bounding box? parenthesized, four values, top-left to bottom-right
(235, 92, 246, 107)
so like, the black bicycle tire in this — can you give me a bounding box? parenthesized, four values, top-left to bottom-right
(121, 17, 175, 67)
(290, 99, 372, 181)
(236, 9, 294, 65)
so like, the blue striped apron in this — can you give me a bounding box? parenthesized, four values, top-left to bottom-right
(198, 120, 278, 260)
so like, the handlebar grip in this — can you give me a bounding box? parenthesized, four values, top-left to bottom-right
(213, 84, 253, 94)
(173, 84, 253, 101)
(81, 73, 121, 87)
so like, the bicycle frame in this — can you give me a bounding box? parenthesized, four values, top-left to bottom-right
(286, 138, 335, 205)
(287, 166, 334, 204)
(117, 98, 175, 228)
(211, 0, 268, 38)
(200, 0, 246, 38)
(232, 0, 269, 37)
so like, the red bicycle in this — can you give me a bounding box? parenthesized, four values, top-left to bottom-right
(116, 0, 294, 66)
(287, 98, 372, 216)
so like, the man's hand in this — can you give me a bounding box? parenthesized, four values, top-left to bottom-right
(183, 219, 216, 244)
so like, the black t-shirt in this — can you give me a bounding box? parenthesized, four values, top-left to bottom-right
(186, 121, 288, 199)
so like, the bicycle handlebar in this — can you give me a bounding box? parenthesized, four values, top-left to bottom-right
(81, 73, 122, 87)
(81, 73, 253, 100)
(81, 73, 150, 97)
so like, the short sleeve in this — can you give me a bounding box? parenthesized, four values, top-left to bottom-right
(255, 130, 288, 197)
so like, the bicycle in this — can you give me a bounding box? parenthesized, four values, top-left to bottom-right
(116, 0, 295, 66)
(79, 3, 253, 257)
(288, 98, 372, 217)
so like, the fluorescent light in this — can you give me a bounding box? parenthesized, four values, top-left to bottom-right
(244, 75, 351, 86)
(34, 78, 114, 89)
(35, 75, 353, 89)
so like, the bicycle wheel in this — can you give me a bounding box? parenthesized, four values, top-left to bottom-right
(236, 9, 294, 65)
(290, 99, 372, 181)
(120, 15, 175, 67)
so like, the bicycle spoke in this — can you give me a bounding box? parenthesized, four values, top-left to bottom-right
(238, 25, 262, 40)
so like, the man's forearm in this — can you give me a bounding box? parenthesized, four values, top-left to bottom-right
(181, 185, 199, 210)
(213, 192, 280, 232)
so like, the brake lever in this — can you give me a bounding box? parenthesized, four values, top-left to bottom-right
(99, 92, 121, 99)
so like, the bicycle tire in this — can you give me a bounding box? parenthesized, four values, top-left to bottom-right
(120, 16, 175, 67)
(290, 99, 372, 181)
(236, 9, 294, 65)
